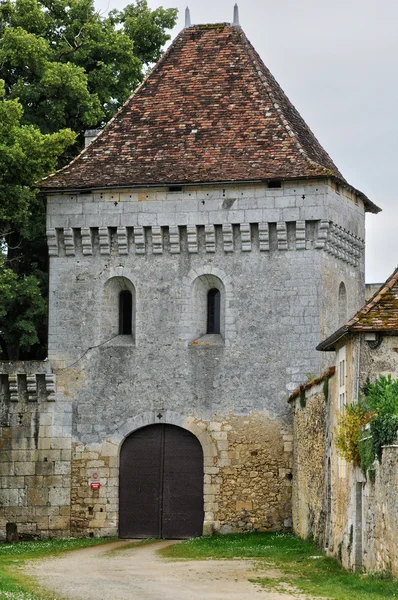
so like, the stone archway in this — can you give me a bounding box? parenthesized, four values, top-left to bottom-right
(119, 423, 204, 538)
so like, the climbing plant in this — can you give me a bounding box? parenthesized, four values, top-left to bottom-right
(335, 402, 373, 467)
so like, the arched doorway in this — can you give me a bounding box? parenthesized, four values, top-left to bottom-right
(119, 424, 204, 538)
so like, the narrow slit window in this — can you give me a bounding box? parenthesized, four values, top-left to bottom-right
(119, 290, 133, 335)
(207, 288, 221, 334)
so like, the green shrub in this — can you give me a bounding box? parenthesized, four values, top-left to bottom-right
(358, 434, 376, 474)
(335, 403, 373, 466)
(364, 375, 398, 462)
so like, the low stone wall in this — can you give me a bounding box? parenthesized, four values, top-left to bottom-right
(363, 444, 398, 576)
(0, 362, 71, 539)
(290, 376, 329, 545)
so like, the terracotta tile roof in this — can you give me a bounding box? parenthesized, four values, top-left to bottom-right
(40, 23, 377, 212)
(318, 267, 398, 351)
(287, 367, 336, 403)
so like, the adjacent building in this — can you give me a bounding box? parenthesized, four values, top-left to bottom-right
(290, 268, 398, 575)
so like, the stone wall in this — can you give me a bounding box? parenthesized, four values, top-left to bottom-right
(363, 445, 398, 576)
(290, 372, 332, 545)
(0, 362, 71, 538)
(357, 335, 398, 576)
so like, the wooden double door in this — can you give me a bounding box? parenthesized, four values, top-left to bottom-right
(119, 424, 204, 539)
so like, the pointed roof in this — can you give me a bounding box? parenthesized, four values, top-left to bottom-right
(40, 23, 378, 211)
(318, 267, 398, 351)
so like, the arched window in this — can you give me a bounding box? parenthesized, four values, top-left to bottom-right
(207, 288, 221, 334)
(338, 282, 347, 325)
(119, 290, 133, 335)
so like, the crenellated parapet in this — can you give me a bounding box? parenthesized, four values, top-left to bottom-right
(46, 220, 364, 267)
(0, 362, 57, 403)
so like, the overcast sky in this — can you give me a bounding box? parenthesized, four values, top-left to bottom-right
(95, 0, 398, 283)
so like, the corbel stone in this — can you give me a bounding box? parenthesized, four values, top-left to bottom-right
(327, 225, 338, 258)
(8, 375, 18, 402)
(99, 227, 111, 255)
(187, 225, 198, 254)
(81, 228, 93, 255)
(315, 220, 330, 249)
(222, 224, 234, 252)
(45, 374, 56, 402)
(258, 223, 269, 251)
(117, 226, 128, 255)
(277, 222, 288, 250)
(134, 226, 145, 255)
(169, 226, 181, 254)
(26, 374, 37, 402)
(47, 230, 59, 257)
(152, 226, 163, 254)
(295, 221, 306, 250)
(334, 226, 344, 260)
(205, 224, 216, 253)
(63, 228, 75, 256)
(240, 223, 251, 252)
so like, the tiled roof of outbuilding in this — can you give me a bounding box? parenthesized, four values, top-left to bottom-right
(317, 267, 398, 351)
(40, 23, 378, 212)
(287, 367, 336, 403)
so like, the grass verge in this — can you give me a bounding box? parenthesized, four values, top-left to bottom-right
(160, 532, 397, 600)
(0, 538, 116, 599)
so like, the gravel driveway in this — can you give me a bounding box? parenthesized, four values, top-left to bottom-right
(26, 540, 314, 600)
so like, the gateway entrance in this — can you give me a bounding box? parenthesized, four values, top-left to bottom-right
(119, 424, 204, 538)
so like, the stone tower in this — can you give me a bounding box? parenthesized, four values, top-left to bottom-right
(0, 21, 379, 539)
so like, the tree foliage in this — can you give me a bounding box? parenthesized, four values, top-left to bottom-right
(0, 0, 177, 135)
(0, 80, 75, 358)
(0, 0, 177, 359)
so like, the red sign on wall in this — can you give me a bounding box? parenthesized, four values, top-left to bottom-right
(90, 481, 101, 490)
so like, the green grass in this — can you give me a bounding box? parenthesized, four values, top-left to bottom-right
(0, 538, 116, 599)
(161, 532, 397, 600)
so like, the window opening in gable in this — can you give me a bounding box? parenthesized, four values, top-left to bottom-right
(119, 290, 133, 335)
(207, 288, 221, 334)
(268, 180, 282, 189)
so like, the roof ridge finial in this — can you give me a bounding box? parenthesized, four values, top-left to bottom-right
(185, 6, 191, 28)
(233, 3, 240, 26)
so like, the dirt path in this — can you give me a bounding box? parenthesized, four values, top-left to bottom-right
(26, 540, 313, 600)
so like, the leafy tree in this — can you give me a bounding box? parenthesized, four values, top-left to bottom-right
(0, 0, 177, 359)
(0, 80, 75, 359)
(0, 0, 177, 136)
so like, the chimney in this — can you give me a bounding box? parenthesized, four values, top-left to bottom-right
(233, 3, 240, 26)
(84, 129, 102, 148)
(185, 6, 191, 28)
